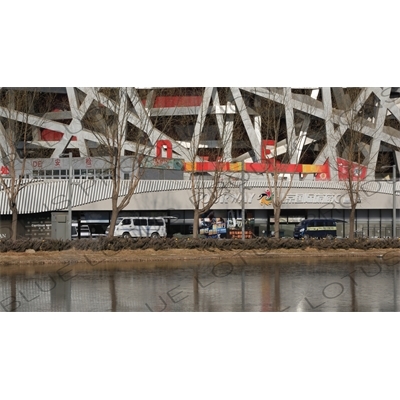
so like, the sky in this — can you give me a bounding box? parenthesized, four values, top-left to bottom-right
(3, 2, 393, 87)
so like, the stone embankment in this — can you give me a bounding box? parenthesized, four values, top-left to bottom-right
(0, 237, 399, 270)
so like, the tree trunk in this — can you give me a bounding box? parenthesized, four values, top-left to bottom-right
(11, 205, 18, 241)
(274, 206, 281, 239)
(193, 208, 200, 238)
(349, 205, 356, 239)
(108, 198, 119, 238)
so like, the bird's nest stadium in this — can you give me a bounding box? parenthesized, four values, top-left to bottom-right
(1, 87, 400, 239)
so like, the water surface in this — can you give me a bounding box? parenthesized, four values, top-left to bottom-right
(0, 254, 398, 311)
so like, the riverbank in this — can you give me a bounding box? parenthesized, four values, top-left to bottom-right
(0, 247, 396, 270)
(1, 237, 400, 269)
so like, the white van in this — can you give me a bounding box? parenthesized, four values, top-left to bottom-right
(106, 216, 167, 238)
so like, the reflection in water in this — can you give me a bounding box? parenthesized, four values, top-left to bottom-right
(348, 266, 358, 312)
(51, 276, 71, 312)
(109, 272, 117, 312)
(241, 268, 245, 312)
(394, 268, 398, 312)
(274, 265, 280, 312)
(261, 268, 272, 312)
(193, 269, 199, 312)
(11, 275, 17, 312)
(1, 256, 399, 311)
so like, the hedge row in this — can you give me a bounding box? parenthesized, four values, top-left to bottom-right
(1, 237, 400, 253)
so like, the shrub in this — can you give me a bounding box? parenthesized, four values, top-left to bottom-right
(1, 237, 400, 254)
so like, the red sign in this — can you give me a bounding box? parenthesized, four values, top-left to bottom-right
(337, 157, 367, 181)
(0, 165, 9, 175)
(144, 96, 203, 108)
(261, 140, 276, 161)
(315, 159, 331, 181)
(156, 140, 172, 159)
(85, 158, 92, 167)
(32, 160, 43, 168)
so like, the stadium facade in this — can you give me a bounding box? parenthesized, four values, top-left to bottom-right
(1, 87, 400, 239)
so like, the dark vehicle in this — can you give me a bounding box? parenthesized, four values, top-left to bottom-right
(71, 224, 92, 239)
(71, 223, 107, 239)
(293, 218, 337, 239)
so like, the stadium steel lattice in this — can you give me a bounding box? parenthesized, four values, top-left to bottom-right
(1, 87, 400, 213)
(2, 88, 400, 177)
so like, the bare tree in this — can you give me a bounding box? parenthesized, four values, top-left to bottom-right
(332, 88, 388, 239)
(184, 87, 236, 238)
(0, 88, 55, 240)
(250, 87, 319, 238)
(81, 87, 178, 237)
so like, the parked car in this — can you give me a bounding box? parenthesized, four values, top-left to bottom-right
(105, 216, 167, 238)
(71, 224, 92, 239)
(293, 218, 337, 239)
(71, 223, 106, 239)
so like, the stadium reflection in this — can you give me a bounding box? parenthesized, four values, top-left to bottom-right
(0, 255, 399, 312)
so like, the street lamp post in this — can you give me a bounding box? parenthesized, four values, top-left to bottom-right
(383, 165, 397, 239)
(393, 165, 397, 239)
(241, 168, 245, 241)
(68, 152, 72, 240)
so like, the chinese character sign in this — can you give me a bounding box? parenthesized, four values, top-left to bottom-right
(0, 165, 9, 175)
